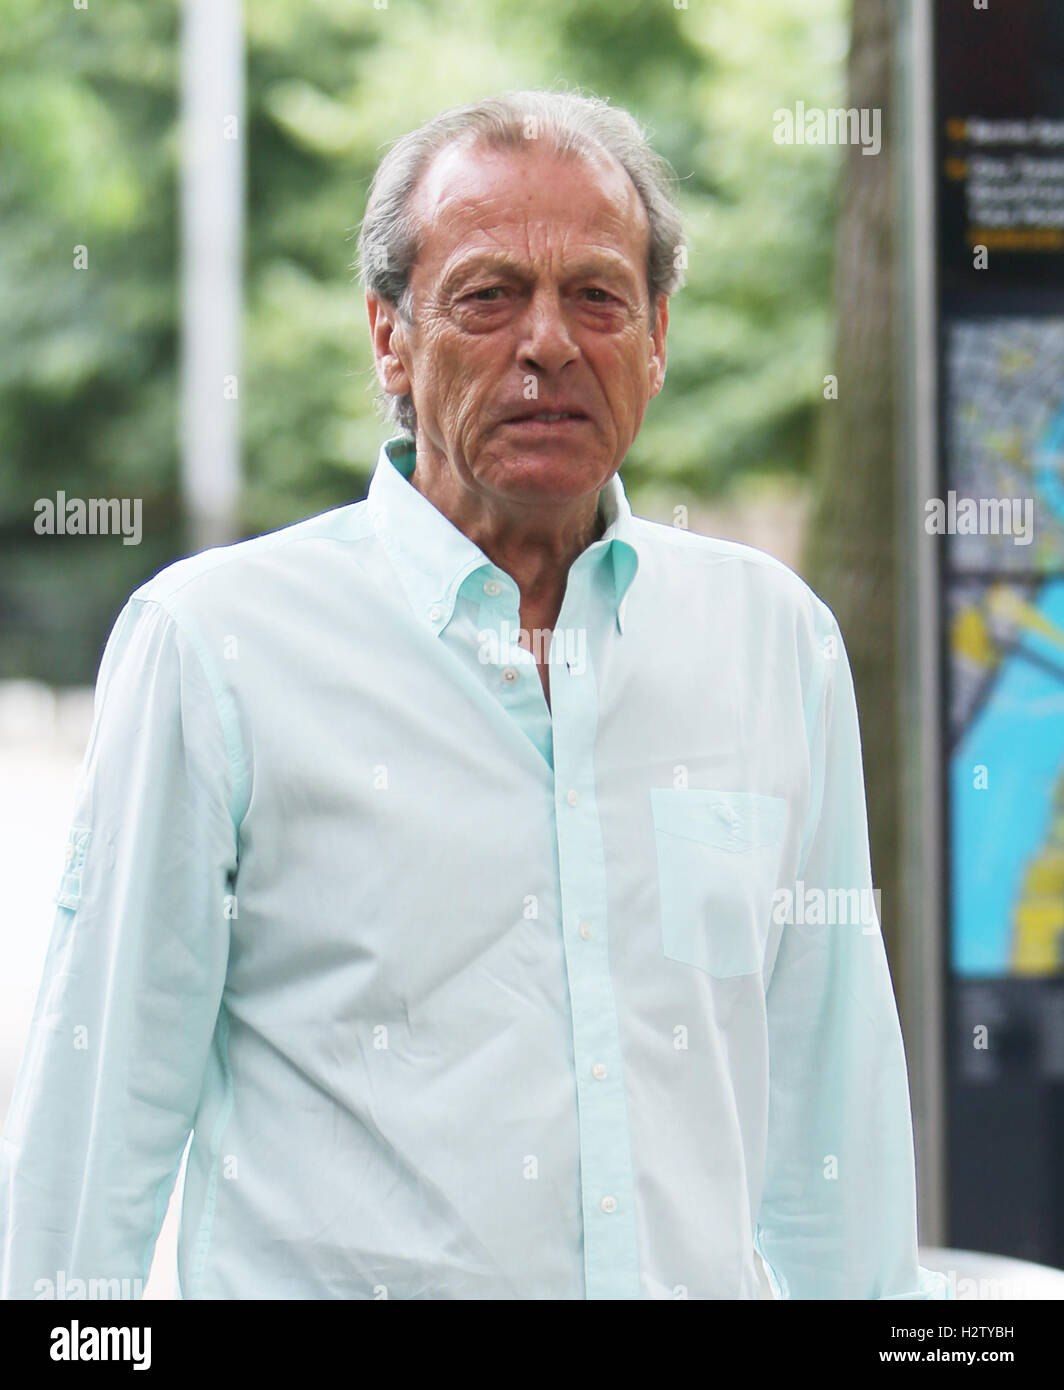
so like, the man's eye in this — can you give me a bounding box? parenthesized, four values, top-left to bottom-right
(582, 287, 615, 304)
(468, 287, 505, 302)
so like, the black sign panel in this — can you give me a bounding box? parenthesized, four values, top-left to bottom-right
(935, 0, 1064, 1266)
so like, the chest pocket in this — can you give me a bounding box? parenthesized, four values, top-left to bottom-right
(650, 788, 787, 978)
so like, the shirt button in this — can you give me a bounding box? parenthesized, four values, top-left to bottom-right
(600, 1196, 618, 1214)
(566, 789, 579, 807)
(501, 666, 519, 683)
(578, 921, 592, 940)
(483, 578, 502, 597)
(428, 604, 442, 622)
(591, 1063, 607, 1080)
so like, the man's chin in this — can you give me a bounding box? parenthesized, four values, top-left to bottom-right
(479, 446, 611, 501)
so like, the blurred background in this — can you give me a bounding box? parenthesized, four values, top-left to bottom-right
(2, 0, 1063, 1296)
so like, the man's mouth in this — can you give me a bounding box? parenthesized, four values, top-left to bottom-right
(503, 411, 588, 424)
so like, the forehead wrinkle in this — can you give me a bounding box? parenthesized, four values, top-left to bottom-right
(409, 144, 650, 287)
(441, 190, 643, 251)
(431, 200, 647, 294)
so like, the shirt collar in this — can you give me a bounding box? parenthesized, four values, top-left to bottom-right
(365, 436, 640, 635)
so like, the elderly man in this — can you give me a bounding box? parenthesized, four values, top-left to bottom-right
(0, 90, 949, 1301)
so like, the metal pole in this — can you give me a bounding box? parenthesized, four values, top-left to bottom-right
(179, 0, 245, 553)
(896, 0, 947, 1246)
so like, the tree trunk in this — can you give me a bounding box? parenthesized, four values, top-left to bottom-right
(802, 0, 901, 973)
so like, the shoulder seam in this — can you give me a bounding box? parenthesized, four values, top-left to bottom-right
(133, 504, 372, 604)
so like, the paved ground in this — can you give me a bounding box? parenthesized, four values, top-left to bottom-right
(0, 681, 180, 1299)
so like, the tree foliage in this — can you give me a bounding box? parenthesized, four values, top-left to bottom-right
(0, 0, 845, 682)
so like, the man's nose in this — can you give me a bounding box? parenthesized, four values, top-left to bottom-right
(517, 289, 579, 375)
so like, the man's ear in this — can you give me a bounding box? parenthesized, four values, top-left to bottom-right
(366, 293, 413, 399)
(648, 294, 668, 399)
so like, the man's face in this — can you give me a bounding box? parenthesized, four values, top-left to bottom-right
(369, 138, 668, 509)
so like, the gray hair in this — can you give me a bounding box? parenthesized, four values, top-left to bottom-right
(355, 89, 686, 437)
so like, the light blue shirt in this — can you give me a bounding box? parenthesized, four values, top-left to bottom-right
(0, 436, 950, 1300)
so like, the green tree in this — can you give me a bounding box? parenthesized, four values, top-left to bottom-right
(802, 0, 902, 971)
(1, 0, 846, 683)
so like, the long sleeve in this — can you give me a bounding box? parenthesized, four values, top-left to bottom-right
(754, 606, 951, 1300)
(0, 595, 241, 1299)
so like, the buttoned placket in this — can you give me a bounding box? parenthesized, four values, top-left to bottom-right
(548, 550, 642, 1300)
(371, 439, 642, 1296)
(455, 538, 642, 1297)
(469, 566, 553, 766)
